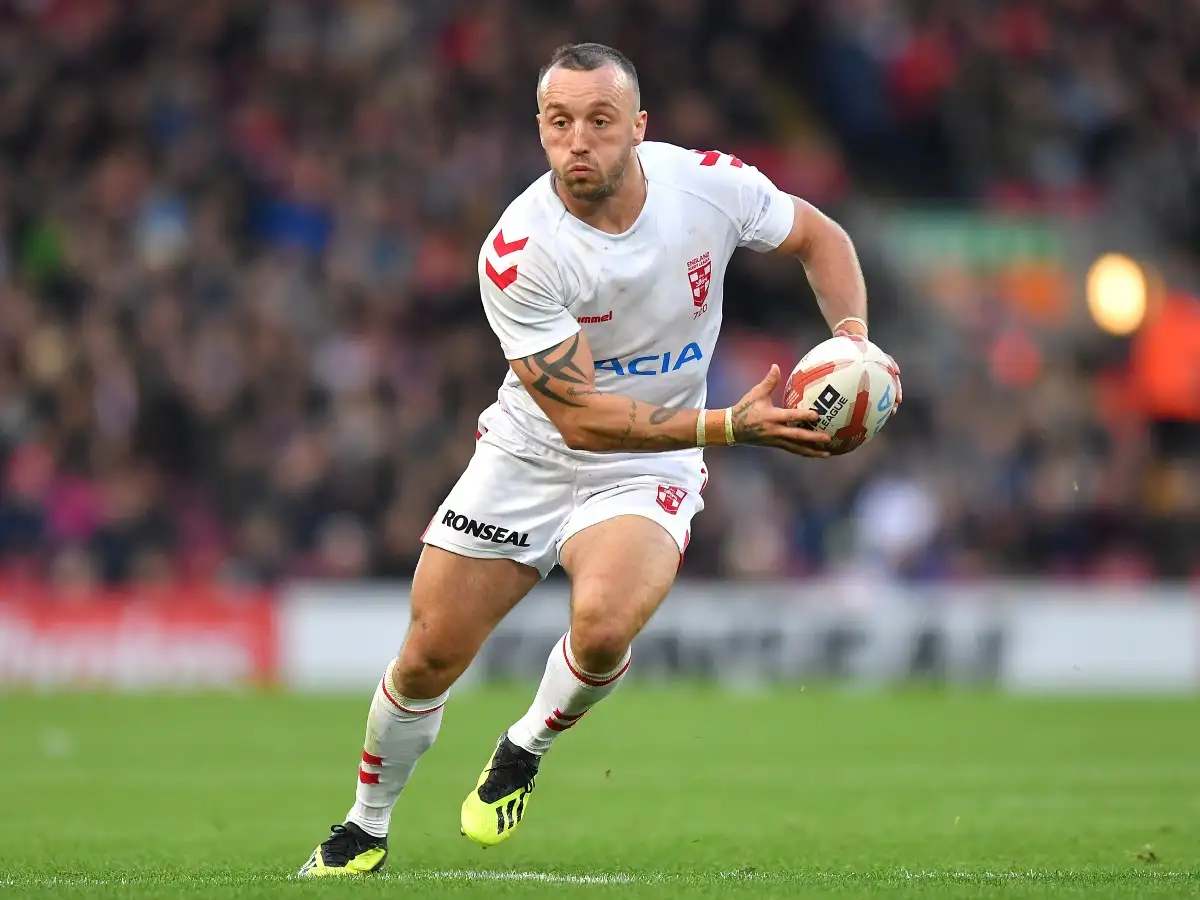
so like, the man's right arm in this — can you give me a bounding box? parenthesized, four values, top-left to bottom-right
(510, 329, 829, 455)
(478, 223, 828, 455)
(511, 328, 724, 451)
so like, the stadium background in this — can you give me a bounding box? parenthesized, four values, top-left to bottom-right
(1, 2, 1198, 897)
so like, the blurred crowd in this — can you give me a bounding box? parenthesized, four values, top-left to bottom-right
(0, 0, 1198, 588)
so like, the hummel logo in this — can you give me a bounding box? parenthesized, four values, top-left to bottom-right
(576, 310, 613, 324)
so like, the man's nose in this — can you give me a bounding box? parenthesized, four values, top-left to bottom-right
(570, 122, 591, 154)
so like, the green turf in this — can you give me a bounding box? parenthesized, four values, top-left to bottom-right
(0, 687, 1197, 899)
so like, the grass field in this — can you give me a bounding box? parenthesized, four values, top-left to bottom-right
(0, 687, 1197, 899)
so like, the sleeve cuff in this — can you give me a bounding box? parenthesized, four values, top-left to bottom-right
(754, 188, 797, 250)
(500, 321, 582, 361)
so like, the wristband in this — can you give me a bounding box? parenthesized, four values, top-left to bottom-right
(833, 316, 868, 336)
(695, 408, 707, 448)
(724, 407, 736, 446)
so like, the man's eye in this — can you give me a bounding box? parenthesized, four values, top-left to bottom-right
(594, 119, 608, 128)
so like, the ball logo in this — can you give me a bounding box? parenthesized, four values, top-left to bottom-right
(656, 485, 688, 515)
(810, 384, 848, 428)
(687, 252, 712, 307)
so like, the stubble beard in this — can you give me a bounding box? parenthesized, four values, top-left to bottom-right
(559, 147, 633, 202)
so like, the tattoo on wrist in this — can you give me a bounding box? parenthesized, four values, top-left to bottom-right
(731, 399, 765, 442)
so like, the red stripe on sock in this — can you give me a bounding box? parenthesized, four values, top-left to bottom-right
(561, 635, 631, 687)
(380, 679, 446, 716)
(544, 706, 587, 732)
(358, 768, 380, 784)
(362, 750, 383, 766)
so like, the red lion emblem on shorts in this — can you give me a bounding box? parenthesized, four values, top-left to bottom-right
(656, 485, 688, 515)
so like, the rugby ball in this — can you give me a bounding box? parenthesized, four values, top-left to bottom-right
(783, 335, 901, 455)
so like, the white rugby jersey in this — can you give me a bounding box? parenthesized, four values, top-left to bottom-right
(477, 140, 795, 460)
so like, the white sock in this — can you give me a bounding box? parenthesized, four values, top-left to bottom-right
(344, 660, 447, 838)
(507, 632, 631, 756)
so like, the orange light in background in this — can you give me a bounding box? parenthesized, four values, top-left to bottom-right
(996, 261, 1069, 323)
(1086, 254, 1147, 335)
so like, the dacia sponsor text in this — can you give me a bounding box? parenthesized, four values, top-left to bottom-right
(594, 341, 704, 376)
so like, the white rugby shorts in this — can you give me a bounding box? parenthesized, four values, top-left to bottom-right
(421, 408, 707, 577)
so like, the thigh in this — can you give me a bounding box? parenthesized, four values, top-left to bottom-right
(401, 429, 573, 693)
(557, 455, 707, 649)
(404, 544, 541, 675)
(559, 514, 682, 643)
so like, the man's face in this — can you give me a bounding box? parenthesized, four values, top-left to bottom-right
(537, 65, 646, 202)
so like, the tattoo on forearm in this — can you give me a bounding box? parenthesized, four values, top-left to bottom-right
(611, 399, 691, 451)
(617, 397, 638, 447)
(566, 386, 602, 402)
(516, 338, 695, 450)
(518, 334, 589, 407)
(648, 406, 684, 425)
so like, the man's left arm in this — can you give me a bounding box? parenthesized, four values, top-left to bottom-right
(703, 148, 868, 338)
(772, 197, 869, 339)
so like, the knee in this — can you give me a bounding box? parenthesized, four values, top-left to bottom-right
(393, 641, 464, 697)
(569, 616, 632, 675)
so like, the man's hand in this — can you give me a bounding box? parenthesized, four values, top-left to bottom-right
(729, 365, 832, 458)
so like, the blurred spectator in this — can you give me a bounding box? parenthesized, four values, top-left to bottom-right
(0, 0, 1197, 587)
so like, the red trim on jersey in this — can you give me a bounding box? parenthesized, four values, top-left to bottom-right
(492, 230, 528, 257)
(561, 635, 630, 686)
(691, 149, 743, 168)
(485, 258, 518, 291)
(362, 750, 383, 766)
